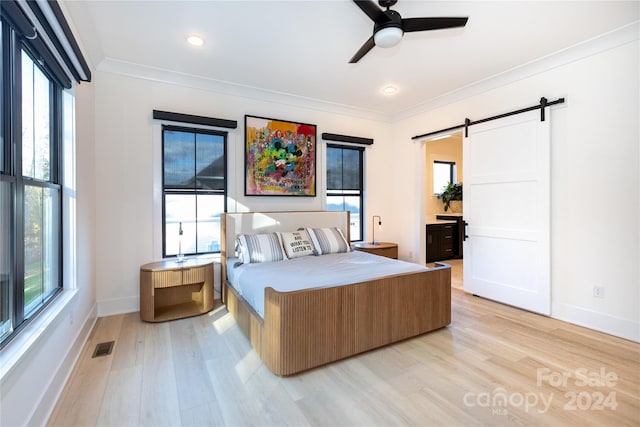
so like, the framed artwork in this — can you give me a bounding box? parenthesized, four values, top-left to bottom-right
(245, 115, 316, 196)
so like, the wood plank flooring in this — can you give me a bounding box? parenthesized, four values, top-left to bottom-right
(48, 289, 639, 426)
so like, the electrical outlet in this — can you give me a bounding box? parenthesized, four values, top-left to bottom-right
(593, 286, 605, 298)
(409, 251, 414, 259)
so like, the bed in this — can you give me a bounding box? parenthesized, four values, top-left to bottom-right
(221, 211, 451, 376)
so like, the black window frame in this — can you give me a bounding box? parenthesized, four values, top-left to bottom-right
(1, 17, 64, 348)
(161, 124, 228, 258)
(326, 143, 364, 242)
(433, 160, 456, 194)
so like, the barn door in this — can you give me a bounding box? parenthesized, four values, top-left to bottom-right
(463, 110, 551, 315)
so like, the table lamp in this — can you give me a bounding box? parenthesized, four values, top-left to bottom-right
(371, 215, 382, 245)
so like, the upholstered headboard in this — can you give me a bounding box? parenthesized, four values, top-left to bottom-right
(220, 211, 350, 282)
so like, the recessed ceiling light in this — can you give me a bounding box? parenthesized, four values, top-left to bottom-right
(382, 85, 398, 95)
(187, 35, 204, 46)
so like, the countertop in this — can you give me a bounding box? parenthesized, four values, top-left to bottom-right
(426, 219, 458, 225)
(437, 213, 463, 218)
(426, 214, 463, 225)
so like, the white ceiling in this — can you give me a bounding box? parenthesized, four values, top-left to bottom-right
(63, 1, 639, 117)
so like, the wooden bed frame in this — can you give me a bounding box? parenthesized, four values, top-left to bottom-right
(220, 211, 451, 376)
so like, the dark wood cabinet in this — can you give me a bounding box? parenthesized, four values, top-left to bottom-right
(426, 217, 464, 262)
(426, 223, 455, 262)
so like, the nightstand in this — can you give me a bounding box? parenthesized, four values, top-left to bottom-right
(140, 258, 214, 322)
(352, 242, 398, 259)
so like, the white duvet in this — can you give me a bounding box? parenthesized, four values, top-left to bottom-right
(227, 250, 429, 317)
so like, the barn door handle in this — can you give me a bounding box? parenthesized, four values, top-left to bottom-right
(463, 221, 469, 241)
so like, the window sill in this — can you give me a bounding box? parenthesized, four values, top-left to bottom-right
(168, 253, 221, 263)
(0, 288, 78, 381)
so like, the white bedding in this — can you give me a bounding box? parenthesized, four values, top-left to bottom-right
(226, 250, 429, 317)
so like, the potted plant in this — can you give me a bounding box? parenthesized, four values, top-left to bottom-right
(438, 182, 463, 212)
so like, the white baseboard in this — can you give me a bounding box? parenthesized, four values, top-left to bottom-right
(553, 303, 640, 343)
(29, 302, 97, 426)
(97, 295, 140, 317)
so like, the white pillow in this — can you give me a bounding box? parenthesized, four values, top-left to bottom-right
(306, 227, 350, 255)
(280, 230, 316, 259)
(236, 232, 286, 263)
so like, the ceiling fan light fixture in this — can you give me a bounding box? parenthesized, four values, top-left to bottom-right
(374, 27, 403, 48)
(349, 0, 469, 63)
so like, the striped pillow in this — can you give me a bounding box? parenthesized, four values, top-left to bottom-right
(307, 227, 350, 255)
(236, 233, 286, 263)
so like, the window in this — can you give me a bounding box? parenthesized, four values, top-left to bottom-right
(0, 182, 12, 340)
(1, 0, 88, 348)
(0, 27, 64, 347)
(326, 144, 364, 241)
(162, 126, 227, 257)
(433, 161, 456, 194)
(0, 21, 3, 174)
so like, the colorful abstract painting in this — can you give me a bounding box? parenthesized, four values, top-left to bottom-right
(245, 115, 316, 196)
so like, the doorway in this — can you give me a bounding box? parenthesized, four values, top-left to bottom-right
(424, 132, 465, 290)
(425, 133, 463, 216)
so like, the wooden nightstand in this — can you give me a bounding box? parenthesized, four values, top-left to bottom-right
(140, 258, 214, 322)
(352, 242, 398, 259)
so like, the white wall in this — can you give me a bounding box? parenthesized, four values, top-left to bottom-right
(0, 83, 98, 426)
(393, 38, 639, 341)
(92, 71, 393, 315)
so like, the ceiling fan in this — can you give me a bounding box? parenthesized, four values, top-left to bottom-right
(350, 0, 468, 63)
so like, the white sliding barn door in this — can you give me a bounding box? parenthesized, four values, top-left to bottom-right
(463, 110, 551, 315)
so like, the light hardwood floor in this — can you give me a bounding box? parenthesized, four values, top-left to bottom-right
(48, 289, 639, 426)
(445, 259, 463, 290)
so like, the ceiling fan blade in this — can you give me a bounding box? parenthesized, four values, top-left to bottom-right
(402, 17, 468, 33)
(353, 0, 389, 24)
(349, 36, 376, 63)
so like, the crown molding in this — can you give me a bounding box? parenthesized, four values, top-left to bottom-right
(95, 58, 391, 123)
(94, 21, 638, 125)
(393, 21, 640, 121)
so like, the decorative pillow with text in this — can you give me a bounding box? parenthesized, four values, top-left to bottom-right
(280, 230, 316, 259)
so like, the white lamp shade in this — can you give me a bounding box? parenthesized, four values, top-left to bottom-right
(374, 27, 403, 48)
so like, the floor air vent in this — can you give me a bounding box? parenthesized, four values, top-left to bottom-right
(92, 341, 115, 358)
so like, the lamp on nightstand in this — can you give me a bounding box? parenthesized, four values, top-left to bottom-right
(176, 222, 185, 263)
(371, 215, 382, 245)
